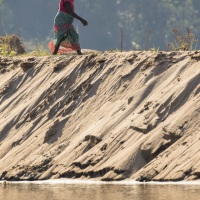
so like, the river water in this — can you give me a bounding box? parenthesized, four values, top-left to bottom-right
(1, 180, 200, 200)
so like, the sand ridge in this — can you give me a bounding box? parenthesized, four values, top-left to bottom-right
(0, 51, 199, 181)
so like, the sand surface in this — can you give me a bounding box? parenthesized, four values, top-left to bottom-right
(0, 51, 199, 181)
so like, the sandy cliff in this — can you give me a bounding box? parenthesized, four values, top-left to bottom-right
(0, 51, 199, 181)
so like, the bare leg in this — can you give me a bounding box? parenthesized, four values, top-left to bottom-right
(53, 44, 60, 55)
(77, 50, 82, 55)
(53, 34, 66, 55)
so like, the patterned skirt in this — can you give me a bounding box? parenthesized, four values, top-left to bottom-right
(48, 11, 80, 54)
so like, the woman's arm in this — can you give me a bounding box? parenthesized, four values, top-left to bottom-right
(64, 2, 88, 26)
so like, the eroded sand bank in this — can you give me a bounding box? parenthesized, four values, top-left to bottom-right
(0, 51, 199, 181)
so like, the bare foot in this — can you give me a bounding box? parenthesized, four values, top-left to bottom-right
(77, 50, 82, 55)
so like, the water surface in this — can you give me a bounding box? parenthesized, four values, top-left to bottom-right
(1, 180, 200, 200)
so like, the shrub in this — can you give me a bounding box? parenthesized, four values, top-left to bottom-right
(168, 28, 198, 51)
(0, 34, 26, 56)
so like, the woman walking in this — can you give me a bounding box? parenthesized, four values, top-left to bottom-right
(48, 0, 88, 55)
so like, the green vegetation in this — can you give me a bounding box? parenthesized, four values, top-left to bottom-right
(0, 35, 50, 57)
(0, 35, 17, 56)
(118, 0, 200, 50)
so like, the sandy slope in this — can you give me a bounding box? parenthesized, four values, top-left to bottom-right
(0, 51, 199, 181)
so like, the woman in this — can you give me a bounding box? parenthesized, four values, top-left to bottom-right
(48, 0, 88, 55)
